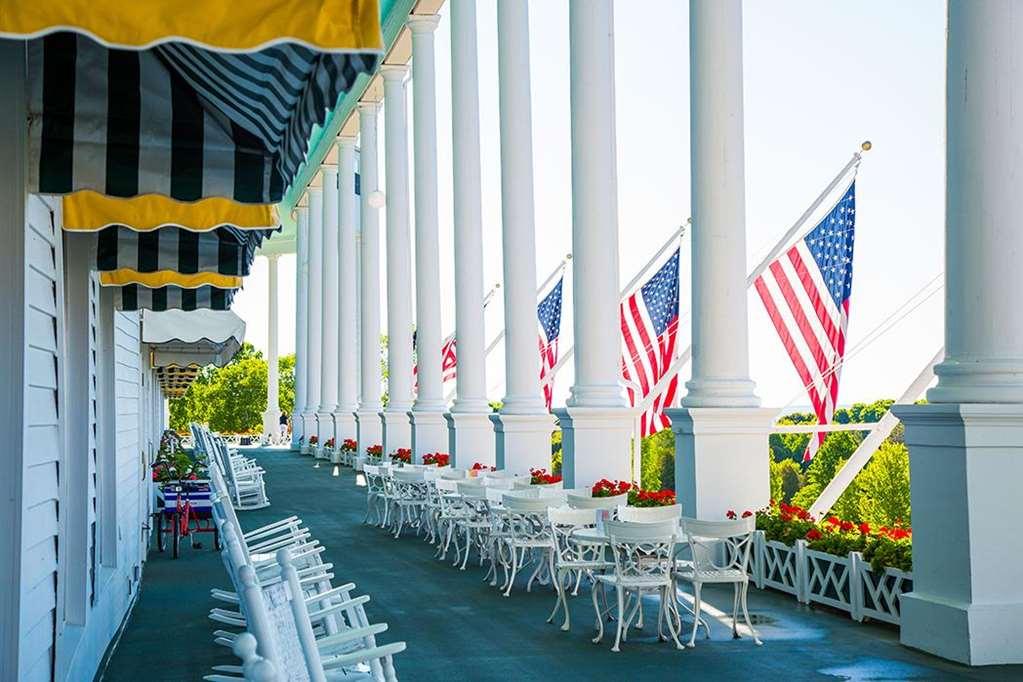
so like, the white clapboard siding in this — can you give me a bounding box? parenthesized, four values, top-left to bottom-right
(114, 311, 143, 568)
(21, 194, 62, 682)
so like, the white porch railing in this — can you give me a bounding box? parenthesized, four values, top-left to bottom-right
(748, 530, 912, 626)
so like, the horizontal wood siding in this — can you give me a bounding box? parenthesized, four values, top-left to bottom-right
(20, 195, 60, 681)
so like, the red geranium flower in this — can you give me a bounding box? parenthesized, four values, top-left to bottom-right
(806, 528, 823, 541)
(741, 510, 753, 519)
(858, 522, 870, 535)
(726, 509, 737, 520)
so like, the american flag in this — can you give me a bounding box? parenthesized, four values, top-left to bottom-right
(537, 277, 564, 411)
(412, 334, 457, 389)
(620, 249, 681, 437)
(755, 182, 856, 461)
(440, 336, 457, 383)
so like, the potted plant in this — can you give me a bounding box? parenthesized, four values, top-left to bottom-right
(422, 452, 450, 467)
(529, 468, 562, 486)
(390, 447, 412, 465)
(324, 437, 335, 450)
(469, 462, 496, 478)
(365, 444, 383, 459)
(628, 488, 676, 507)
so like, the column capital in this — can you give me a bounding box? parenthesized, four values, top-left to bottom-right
(357, 99, 381, 116)
(408, 13, 441, 34)
(337, 134, 358, 148)
(308, 184, 323, 197)
(264, 252, 280, 262)
(379, 63, 409, 81)
(320, 162, 338, 175)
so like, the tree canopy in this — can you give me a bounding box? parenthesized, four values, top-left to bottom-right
(168, 343, 295, 434)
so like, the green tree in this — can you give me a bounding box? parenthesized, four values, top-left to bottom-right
(278, 353, 296, 416)
(856, 441, 911, 528)
(770, 455, 804, 504)
(639, 429, 675, 491)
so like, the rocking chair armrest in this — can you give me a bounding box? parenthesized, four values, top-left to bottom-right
(242, 516, 302, 539)
(320, 642, 407, 671)
(303, 586, 364, 608)
(306, 595, 371, 622)
(315, 623, 389, 656)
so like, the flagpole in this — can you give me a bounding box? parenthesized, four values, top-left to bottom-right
(544, 221, 690, 383)
(629, 143, 872, 413)
(747, 142, 869, 285)
(484, 255, 570, 357)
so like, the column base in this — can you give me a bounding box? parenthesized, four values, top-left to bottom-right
(490, 412, 556, 475)
(331, 411, 357, 464)
(554, 407, 635, 489)
(291, 412, 305, 449)
(892, 402, 1023, 665)
(445, 411, 496, 468)
(355, 409, 383, 458)
(380, 409, 411, 456)
(315, 412, 335, 459)
(262, 409, 281, 441)
(301, 412, 317, 454)
(664, 407, 775, 520)
(409, 410, 448, 463)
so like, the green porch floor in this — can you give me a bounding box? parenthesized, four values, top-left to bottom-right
(99, 448, 1016, 681)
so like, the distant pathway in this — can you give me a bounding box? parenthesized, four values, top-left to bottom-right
(101, 448, 1010, 681)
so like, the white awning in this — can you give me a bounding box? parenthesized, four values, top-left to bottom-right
(143, 309, 246, 368)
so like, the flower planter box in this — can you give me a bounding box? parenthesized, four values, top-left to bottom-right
(749, 530, 912, 626)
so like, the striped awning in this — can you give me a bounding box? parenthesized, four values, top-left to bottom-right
(144, 309, 245, 369)
(63, 192, 277, 232)
(96, 225, 274, 282)
(0, 1, 383, 52)
(13, 1, 382, 203)
(156, 365, 201, 398)
(117, 284, 236, 312)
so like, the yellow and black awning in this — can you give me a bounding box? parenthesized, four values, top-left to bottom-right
(116, 284, 236, 312)
(63, 192, 277, 232)
(5, 1, 382, 202)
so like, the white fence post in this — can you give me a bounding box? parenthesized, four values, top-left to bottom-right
(850, 551, 865, 622)
(795, 539, 809, 604)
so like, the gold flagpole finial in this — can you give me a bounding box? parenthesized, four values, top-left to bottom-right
(861, 140, 872, 152)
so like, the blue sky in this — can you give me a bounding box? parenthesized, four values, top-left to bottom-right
(234, 0, 947, 411)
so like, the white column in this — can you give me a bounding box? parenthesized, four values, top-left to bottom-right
(665, 0, 774, 517)
(303, 185, 324, 454)
(555, 0, 633, 488)
(262, 254, 281, 440)
(317, 163, 340, 458)
(407, 14, 449, 462)
(292, 204, 310, 448)
(380, 65, 413, 455)
(893, 1, 1023, 665)
(355, 102, 384, 459)
(445, 0, 495, 466)
(490, 0, 554, 475)
(334, 135, 359, 452)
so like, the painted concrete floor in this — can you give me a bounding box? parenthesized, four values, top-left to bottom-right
(100, 448, 1021, 681)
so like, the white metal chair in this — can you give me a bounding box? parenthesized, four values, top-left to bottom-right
(595, 520, 685, 652)
(390, 469, 428, 539)
(676, 516, 761, 647)
(546, 506, 611, 631)
(566, 492, 629, 516)
(616, 504, 682, 525)
(499, 496, 555, 597)
(362, 464, 389, 526)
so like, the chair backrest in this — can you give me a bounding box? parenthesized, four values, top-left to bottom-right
(435, 478, 461, 494)
(502, 495, 552, 513)
(484, 487, 508, 505)
(481, 477, 515, 490)
(616, 504, 682, 525)
(682, 516, 756, 574)
(548, 506, 599, 563)
(478, 469, 512, 479)
(566, 492, 629, 511)
(393, 469, 426, 483)
(440, 468, 468, 480)
(604, 519, 678, 582)
(456, 481, 486, 499)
